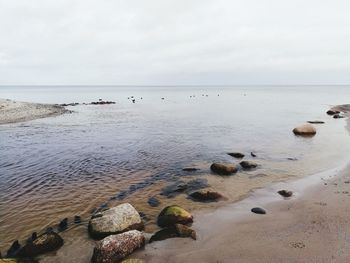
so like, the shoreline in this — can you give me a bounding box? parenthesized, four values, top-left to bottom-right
(0, 98, 68, 125)
(128, 107, 350, 262)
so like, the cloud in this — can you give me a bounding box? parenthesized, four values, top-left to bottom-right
(0, 0, 349, 85)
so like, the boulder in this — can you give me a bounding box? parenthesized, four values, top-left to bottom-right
(227, 152, 245, 158)
(189, 190, 224, 202)
(89, 203, 144, 238)
(149, 224, 196, 243)
(251, 207, 266, 214)
(157, 205, 193, 227)
(292, 124, 316, 136)
(240, 161, 258, 170)
(17, 232, 63, 257)
(278, 190, 293, 197)
(91, 230, 145, 263)
(210, 163, 238, 175)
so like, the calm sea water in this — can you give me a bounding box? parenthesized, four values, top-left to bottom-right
(1, 85, 350, 262)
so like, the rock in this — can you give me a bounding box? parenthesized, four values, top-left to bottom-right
(17, 232, 63, 257)
(251, 152, 257, 157)
(89, 203, 144, 238)
(292, 124, 316, 136)
(210, 163, 238, 175)
(278, 190, 293, 197)
(26, 232, 37, 244)
(160, 179, 209, 198)
(157, 205, 193, 227)
(182, 168, 200, 172)
(251, 207, 266, 214)
(327, 110, 340, 115)
(91, 230, 145, 263)
(74, 215, 81, 224)
(227, 152, 245, 158)
(147, 197, 160, 207)
(149, 224, 196, 243)
(58, 218, 68, 231)
(333, 114, 345, 119)
(307, 121, 325, 124)
(120, 260, 144, 263)
(240, 161, 258, 170)
(6, 241, 20, 258)
(189, 190, 224, 202)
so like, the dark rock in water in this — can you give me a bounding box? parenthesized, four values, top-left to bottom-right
(90, 101, 116, 105)
(157, 205, 193, 227)
(17, 232, 63, 257)
(132, 99, 135, 103)
(307, 121, 325, 124)
(58, 218, 68, 231)
(89, 203, 144, 239)
(46, 227, 54, 233)
(287, 157, 298, 161)
(278, 190, 293, 197)
(6, 240, 21, 258)
(327, 110, 340, 115)
(227, 152, 245, 158)
(251, 207, 266, 214)
(333, 114, 345, 119)
(240, 161, 258, 170)
(160, 179, 209, 198)
(147, 197, 160, 207)
(91, 230, 145, 263)
(251, 152, 257, 157)
(26, 232, 38, 244)
(149, 224, 196, 243)
(182, 167, 200, 172)
(189, 190, 224, 202)
(74, 216, 81, 224)
(210, 163, 238, 175)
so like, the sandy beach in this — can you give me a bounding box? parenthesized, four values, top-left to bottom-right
(0, 98, 67, 125)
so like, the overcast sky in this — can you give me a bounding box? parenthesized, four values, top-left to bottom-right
(0, 0, 349, 85)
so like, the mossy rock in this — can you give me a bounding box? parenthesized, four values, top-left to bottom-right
(0, 259, 17, 263)
(157, 205, 193, 227)
(210, 163, 238, 175)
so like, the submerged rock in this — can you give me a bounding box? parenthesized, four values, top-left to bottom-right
(157, 205, 193, 227)
(210, 163, 238, 175)
(227, 152, 245, 158)
(89, 203, 144, 238)
(251, 152, 257, 157)
(333, 114, 345, 119)
(307, 121, 325, 124)
(278, 190, 293, 198)
(327, 110, 340, 115)
(182, 168, 200, 172)
(58, 218, 68, 231)
(189, 190, 224, 202)
(6, 241, 21, 258)
(292, 124, 316, 136)
(74, 215, 81, 224)
(160, 179, 209, 198)
(150, 224, 196, 243)
(251, 207, 266, 214)
(91, 230, 145, 263)
(147, 197, 160, 207)
(240, 161, 258, 170)
(17, 232, 63, 257)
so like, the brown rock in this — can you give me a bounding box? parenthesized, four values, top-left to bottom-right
(210, 163, 238, 175)
(292, 124, 316, 136)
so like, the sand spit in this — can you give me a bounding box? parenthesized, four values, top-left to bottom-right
(0, 98, 68, 125)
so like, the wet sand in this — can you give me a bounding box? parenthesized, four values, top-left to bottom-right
(0, 98, 67, 124)
(131, 160, 350, 263)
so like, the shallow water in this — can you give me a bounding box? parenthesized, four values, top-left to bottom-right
(0, 85, 350, 261)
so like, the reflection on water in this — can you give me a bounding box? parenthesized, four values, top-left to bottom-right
(0, 86, 350, 262)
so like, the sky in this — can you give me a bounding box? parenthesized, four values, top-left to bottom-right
(0, 0, 349, 85)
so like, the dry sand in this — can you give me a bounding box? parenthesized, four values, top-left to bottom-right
(0, 98, 67, 124)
